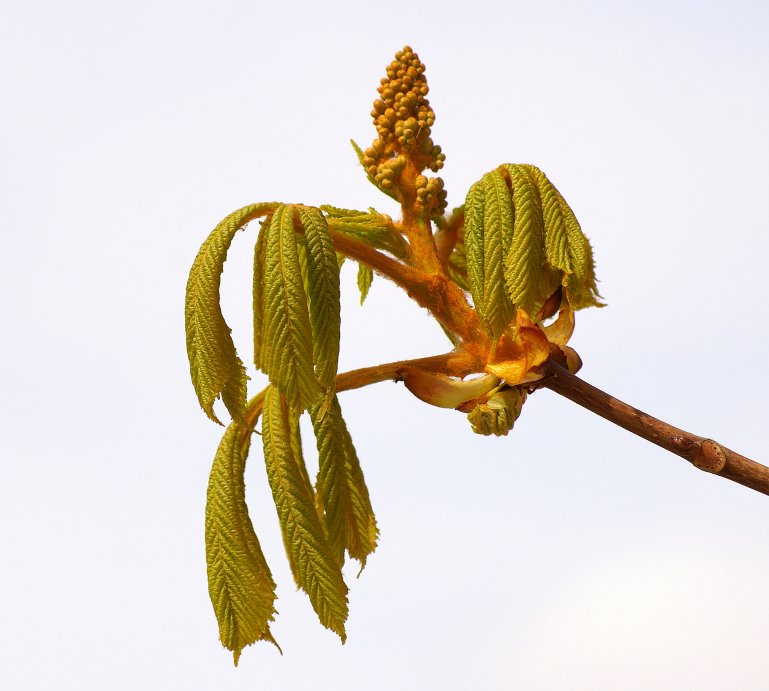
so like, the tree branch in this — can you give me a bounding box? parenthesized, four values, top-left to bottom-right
(541, 360, 769, 496)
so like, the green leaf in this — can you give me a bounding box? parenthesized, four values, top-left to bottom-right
(297, 207, 341, 397)
(503, 164, 547, 317)
(280, 405, 321, 585)
(262, 387, 349, 640)
(523, 165, 602, 309)
(206, 418, 278, 665)
(558, 192, 602, 309)
(463, 179, 486, 320)
(523, 165, 570, 275)
(322, 205, 407, 258)
(480, 169, 516, 335)
(357, 263, 373, 304)
(446, 212, 470, 293)
(310, 396, 378, 568)
(186, 203, 275, 424)
(260, 205, 321, 410)
(252, 219, 269, 369)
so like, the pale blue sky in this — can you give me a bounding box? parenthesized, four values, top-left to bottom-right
(3, 1, 769, 689)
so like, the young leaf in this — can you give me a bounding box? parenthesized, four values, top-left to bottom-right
(503, 164, 547, 317)
(281, 405, 322, 585)
(523, 165, 602, 309)
(321, 205, 408, 258)
(252, 219, 268, 369)
(260, 205, 321, 410)
(297, 207, 341, 398)
(463, 180, 486, 320)
(310, 396, 378, 568)
(480, 169, 516, 335)
(186, 203, 275, 423)
(206, 419, 278, 665)
(523, 165, 570, 275)
(558, 192, 602, 309)
(357, 263, 373, 304)
(262, 387, 349, 640)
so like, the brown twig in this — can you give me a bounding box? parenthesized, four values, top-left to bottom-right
(541, 360, 769, 496)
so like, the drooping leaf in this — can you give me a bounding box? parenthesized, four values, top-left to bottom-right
(503, 164, 547, 317)
(186, 203, 275, 423)
(260, 205, 321, 410)
(463, 180, 486, 319)
(557, 192, 602, 309)
(310, 396, 378, 568)
(523, 165, 602, 309)
(523, 165, 570, 275)
(205, 418, 278, 665)
(357, 263, 373, 304)
(262, 387, 349, 640)
(279, 405, 322, 585)
(297, 207, 341, 398)
(480, 169, 516, 335)
(464, 171, 519, 336)
(253, 218, 269, 369)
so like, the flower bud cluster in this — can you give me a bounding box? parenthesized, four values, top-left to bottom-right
(414, 175, 447, 216)
(373, 155, 406, 190)
(362, 46, 446, 200)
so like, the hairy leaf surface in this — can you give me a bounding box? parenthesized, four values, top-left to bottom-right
(310, 396, 378, 568)
(523, 165, 602, 309)
(523, 165, 570, 275)
(503, 164, 546, 316)
(262, 388, 349, 640)
(297, 207, 341, 398)
(463, 180, 486, 321)
(322, 205, 407, 258)
(206, 419, 278, 665)
(260, 206, 321, 410)
(252, 219, 268, 368)
(557, 192, 602, 308)
(480, 169, 516, 335)
(186, 203, 275, 423)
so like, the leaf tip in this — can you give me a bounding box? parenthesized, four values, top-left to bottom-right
(202, 403, 224, 426)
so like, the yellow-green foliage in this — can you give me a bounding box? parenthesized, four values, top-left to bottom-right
(465, 164, 601, 336)
(205, 416, 278, 664)
(310, 396, 378, 568)
(185, 46, 603, 665)
(186, 203, 276, 423)
(261, 388, 350, 640)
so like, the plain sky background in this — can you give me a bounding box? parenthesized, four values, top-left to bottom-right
(3, 1, 769, 689)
